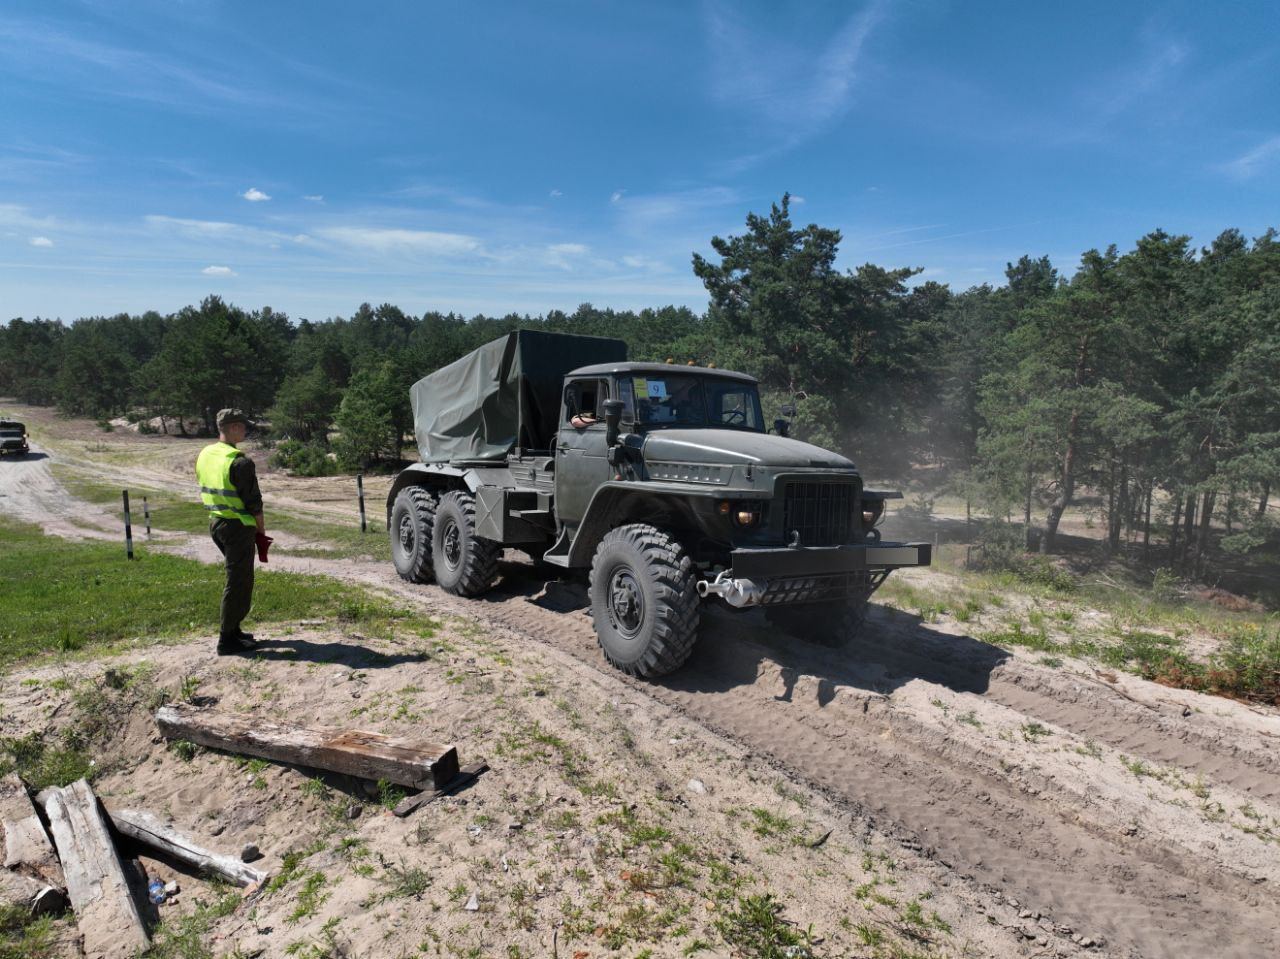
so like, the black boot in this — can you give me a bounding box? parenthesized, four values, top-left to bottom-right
(217, 633, 257, 655)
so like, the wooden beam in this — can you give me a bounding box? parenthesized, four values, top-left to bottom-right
(1, 775, 64, 890)
(3, 816, 63, 884)
(155, 704, 460, 790)
(42, 780, 149, 959)
(107, 808, 268, 889)
(393, 760, 489, 818)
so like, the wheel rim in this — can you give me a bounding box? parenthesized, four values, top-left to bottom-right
(397, 513, 415, 555)
(607, 565, 645, 638)
(442, 519, 463, 570)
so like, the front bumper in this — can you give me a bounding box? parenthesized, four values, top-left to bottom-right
(698, 541, 930, 607)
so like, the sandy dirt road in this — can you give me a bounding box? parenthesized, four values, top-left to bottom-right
(4, 446, 1280, 959)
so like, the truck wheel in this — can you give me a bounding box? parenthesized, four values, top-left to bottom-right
(765, 595, 870, 648)
(432, 491, 501, 596)
(589, 524, 700, 678)
(390, 487, 436, 584)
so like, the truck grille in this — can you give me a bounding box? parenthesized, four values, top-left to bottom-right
(781, 482, 856, 546)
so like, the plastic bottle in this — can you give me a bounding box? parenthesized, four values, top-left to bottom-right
(148, 879, 166, 905)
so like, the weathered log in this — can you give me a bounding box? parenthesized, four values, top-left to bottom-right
(155, 704, 460, 790)
(107, 808, 267, 888)
(42, 780, 149, 959)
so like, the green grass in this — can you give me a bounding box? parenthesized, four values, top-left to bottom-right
(0, 517, 409, 667)
(141, 889, 240, 959)
(0, 905, 63, 959)
(715, 894, 815, 959)
(51, 464, 385, 559)
(52, 465, 210, 535)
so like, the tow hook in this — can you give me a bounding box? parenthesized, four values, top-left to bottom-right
(696, 571, 764, 608)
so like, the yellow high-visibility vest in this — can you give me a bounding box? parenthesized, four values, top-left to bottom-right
(195, 442, 255, 525)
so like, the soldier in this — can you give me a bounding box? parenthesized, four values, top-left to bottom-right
(195, 409, 272, 655)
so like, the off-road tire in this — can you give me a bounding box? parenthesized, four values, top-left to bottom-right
(765, 593, 871, 648)
(390, 487, 436, 583)
(432, 491, 501, 596)
(589, 524, 701, 678)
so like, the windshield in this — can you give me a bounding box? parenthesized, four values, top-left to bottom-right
(0, 424, 23, 437)
(618, 374, 764, 431)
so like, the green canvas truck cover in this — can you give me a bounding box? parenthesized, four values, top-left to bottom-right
(410, 330, 627, 463)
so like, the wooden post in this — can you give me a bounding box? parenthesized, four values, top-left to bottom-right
(143, 496, 151, 539)
(42, 780, 149, 959)
(155, 704, 460, 790)
(122, 490, 134, 560)
(357, 472, 367, 533)
(107, 808, 268, 888)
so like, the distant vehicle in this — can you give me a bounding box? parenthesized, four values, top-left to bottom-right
(0, 421, 29, 458)
(387, 331, 930, 678)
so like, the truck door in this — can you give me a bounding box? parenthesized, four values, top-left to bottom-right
(555, 377, 613, 530)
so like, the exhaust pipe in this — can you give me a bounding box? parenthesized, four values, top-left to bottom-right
(696, 571, 764, 608)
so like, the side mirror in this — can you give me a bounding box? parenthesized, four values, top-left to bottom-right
(773, 418, 790, 438)
(780, 404, 797, 418)
(603, 399, 624, 447)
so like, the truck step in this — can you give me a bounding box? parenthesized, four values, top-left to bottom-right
(542, 529, 572, 568)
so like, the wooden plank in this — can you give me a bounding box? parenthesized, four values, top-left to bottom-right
(0, 775, 64, 890)
(42, 780, 149, 959)
(155, 704, 460, 790)
(107, 808, 268, 889)
(393, 760, 489, 818)
(4, 815, 63, 884)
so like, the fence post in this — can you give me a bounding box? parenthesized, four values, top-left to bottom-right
(122, 490, 134, 560)
(143, 495, 151, 539)
(357, 473, 367, 533)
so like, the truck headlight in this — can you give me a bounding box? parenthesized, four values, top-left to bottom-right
(862, 500, 885, 528)
(734, 507, 760, 528)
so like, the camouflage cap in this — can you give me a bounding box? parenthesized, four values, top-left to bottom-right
(216, 408, 253, 430)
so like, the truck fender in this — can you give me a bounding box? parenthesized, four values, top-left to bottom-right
(566, 482, 710, 567)
(385, 464, 479, 525)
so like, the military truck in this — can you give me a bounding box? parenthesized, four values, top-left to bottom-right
(0, 421, 29, 458)
(386, 330, 930, 677)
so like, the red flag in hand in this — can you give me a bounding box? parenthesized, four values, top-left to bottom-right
(255, 532, 274, 563)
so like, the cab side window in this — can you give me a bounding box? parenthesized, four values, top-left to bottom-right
(564, 379, 608, 423)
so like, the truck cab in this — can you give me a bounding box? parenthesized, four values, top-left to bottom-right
(0, 421, 29, 458)
(387, 332, 928, 679)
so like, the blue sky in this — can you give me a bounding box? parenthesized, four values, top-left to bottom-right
(2, 0, 1278, 322)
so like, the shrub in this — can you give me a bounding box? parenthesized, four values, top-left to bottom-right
(270, 439, 338, 477)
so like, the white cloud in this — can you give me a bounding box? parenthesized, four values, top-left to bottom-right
(790, 195, 806, 204)
(314, 226, 480, 256)
(146, 214, 242, 237)
(549, 189, 563, 198)
(202, 265, 235, 276)
(705, 0, 885, 142)
(610, 190, 625, 203)
(545, 242, 590, 271)
(292, 234, 311, 243)
(303, 194, 324, 203)
(29, 235, 53, 247)
(1220, 135, 1280, 180)
(241, 187, 271, 202)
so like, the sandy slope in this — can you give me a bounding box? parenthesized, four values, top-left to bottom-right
(3, 443, 1279, 958)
